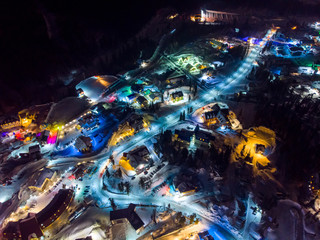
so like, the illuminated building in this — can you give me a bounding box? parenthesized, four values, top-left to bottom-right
(36, 189, 74, 229)
(2, 214, 42, 240)
(231, 126, 277, 177)
(0, 116, 20, 130)
(173, 127, 215, 149)
(168, 13, 178, 20)
(109, 114, 145, 146)
(75, 75, 118, 102)
(201, 9, 240, 23)
(23, 132, 36, 143)
(190, 13, 202, 22)
(109, 123, 134, 146)
(16, 144, 41, 160)
(118, 153, 135, 176)
(77, 113, 99, 132)
(148, 92, 160, 103)
(203, 111, 219, 125)
(128, 114, 146, 132)
(28, 168, 57, 192)
(75, 136, 92, 152)
(173, 129, 193, 147)
(18, 109, 36, 128)
(2, 189, 74, 240)
(210, 39, 228, 51)
(170, 91, 184, 103)
(127, 146, 150, 172)
(173, 173, 199, 196)
(165, 72, 185, 86)
(135, 96, 148, 108)
(126, 93, 139, 103)
(174, 182, 197, 196)
(201, 103, 229, 126)
(47, 130, 58, 144)
(110, 204, 144, 233)
(175, 54, 204, 75)
(194, 128, 215, 147)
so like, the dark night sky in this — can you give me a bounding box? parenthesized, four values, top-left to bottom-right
(0, 0, 206, 113)
(0, 0, 319, 113)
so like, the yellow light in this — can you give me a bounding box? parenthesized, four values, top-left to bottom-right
(168, 13, 178, 19)
(141, 61, 148, 68)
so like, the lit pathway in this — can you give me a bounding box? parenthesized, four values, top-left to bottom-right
(53, 28, 276, 240)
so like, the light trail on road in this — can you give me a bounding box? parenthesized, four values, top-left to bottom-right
(50, 28, 276, 240)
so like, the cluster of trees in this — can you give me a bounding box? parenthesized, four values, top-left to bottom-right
(114, 168, 122, 178)
(104, 155, 115, 178)
(139, 177, 148, 189)
(233, 66, 320, 204)
(147, 102, 161, 113)
(179, 111, 186, 121)
(174, 212, 199, 227)
(254, 80, 320, 184)
(154, 130, 190, 165)
(208, 145, 231, 173)
(118, 181, 131, 195)
(109, 198, 116, 210)
(154, 130, 231, 173)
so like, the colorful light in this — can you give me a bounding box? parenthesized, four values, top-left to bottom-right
(47, 131, 58, 144)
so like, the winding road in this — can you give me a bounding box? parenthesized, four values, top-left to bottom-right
(51, 28, 276, 240)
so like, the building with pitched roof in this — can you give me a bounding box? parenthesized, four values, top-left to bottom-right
(127, 145, 150, 171)
(75, 136, 92, 152)
(2, 189, 73, 240)
(28, 168, 57, 192)
(110, 204, 144, 233)
(170, 91, 184, 103)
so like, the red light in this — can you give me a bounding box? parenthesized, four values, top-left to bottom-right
(15, 131, 22, 140)
(107, 95, 116, 103)
(68, 175, 75, 180)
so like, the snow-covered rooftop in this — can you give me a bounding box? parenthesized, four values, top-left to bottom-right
(76, 75, 118, 101)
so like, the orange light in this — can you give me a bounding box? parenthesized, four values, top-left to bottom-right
(291, 26, 297, 30)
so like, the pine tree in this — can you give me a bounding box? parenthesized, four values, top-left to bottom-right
(139, 177, 145, 189)
(105, 169, 110, 178)
(116, 168, 122, 178)
(110, 155, 115, 165)
(109, 198, 116, 210)
(118, 182, 124, 192)
(125, 182, 131, 195)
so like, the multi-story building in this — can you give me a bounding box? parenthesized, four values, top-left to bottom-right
(2, 189, 74, 240)
(0, 116, 20, 130)
(110, 204, 144, 233)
